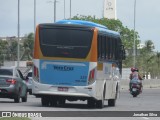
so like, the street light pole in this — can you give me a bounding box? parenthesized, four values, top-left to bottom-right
(54, 0, 56, 22)
(70, 0, 71, 19)
(34, 0, 36, 33)
(17, 0, 20, 68)
(133, 0, 136, 67)
(64, 0, 65, 19)
(47, 0, 58, 22)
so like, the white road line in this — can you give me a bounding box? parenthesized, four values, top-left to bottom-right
(142, 117, 150, 120)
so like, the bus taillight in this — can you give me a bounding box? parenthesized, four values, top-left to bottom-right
(88, 69, 95, 85)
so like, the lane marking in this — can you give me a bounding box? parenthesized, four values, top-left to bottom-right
(142, 117, 150, 120)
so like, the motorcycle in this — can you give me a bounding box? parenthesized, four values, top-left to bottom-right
(130, 78, 142, 97)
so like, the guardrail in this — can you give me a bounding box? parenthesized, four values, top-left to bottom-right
(120, 79, 160, 90)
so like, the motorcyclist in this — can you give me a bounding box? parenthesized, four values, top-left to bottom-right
(129, 67, 143, 92)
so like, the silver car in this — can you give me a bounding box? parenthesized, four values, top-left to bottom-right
(0, 66, 28, 103)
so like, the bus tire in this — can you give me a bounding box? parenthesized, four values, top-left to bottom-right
(96, 88, 105, 109)
(58, 99, 66, 105)
(96, 98, 104, 109)
(108, 85, 118, 106)
(41, 97, 49, 106)
(108, 89, 117, 107)
(108, 99, 115, 106)
(50, 99, 58, 107)
(87, 99, 95, 108)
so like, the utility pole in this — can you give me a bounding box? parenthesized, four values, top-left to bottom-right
(70, 0, 71, 19)
(17, 0, 20, 68)
(64, 0, 66, 20)
(54, 0, 56, 22)
(34, 0, 36, 33)
(133, 0, 136, 67)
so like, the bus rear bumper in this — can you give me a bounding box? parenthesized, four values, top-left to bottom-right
(32, 81, 97, 100)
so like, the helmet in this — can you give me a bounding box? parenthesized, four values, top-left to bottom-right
(131, 67, 135, 72)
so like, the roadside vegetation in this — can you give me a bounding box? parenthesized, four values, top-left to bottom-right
(0, 15, 160, 78)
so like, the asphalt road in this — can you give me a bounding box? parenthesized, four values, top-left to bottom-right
(0, 88, 160, 120)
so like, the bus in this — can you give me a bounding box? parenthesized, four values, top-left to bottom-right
(32, 20, 125, 108)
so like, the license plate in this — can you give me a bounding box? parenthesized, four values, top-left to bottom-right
(58, 87, 68, 92)
(132, 88, 137, 91)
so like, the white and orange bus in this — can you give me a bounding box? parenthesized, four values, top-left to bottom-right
(32, 20, 125, 108)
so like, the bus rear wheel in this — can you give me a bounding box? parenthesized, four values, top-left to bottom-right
(96, 98, 104, 109)
(58, 99, 66, 105)
(50, 98, 58, 107)
(108, 99, 116, 106)
(87, 99, 96, 108)
(108, 87, 118, 106)
(41, 97, 49, 106)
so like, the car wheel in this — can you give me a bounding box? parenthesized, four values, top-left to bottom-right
(14, 94, 20, 103)
(22, 91, 28, 102)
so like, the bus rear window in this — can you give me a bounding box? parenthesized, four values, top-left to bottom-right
(39, 26, 93, 58)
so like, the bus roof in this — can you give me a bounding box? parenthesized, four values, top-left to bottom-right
(56, 20, 108, 29)
(55, 20, 120, 37)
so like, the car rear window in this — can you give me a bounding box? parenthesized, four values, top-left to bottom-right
(0, 69, 13, 76)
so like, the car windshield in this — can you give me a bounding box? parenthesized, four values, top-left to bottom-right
(0, 69, 13, 76)
(27, 72, 32, 77)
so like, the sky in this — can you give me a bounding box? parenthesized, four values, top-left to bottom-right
(0, 0, 160, 51)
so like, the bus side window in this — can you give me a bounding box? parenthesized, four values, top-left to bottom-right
(110, 37, 113, 59)
(98, 35, 102, 59)
(115, 38, 118, 60)
(107, 36, 111, 59)
(102, 36, 106, 59)
(106, 36, 108, 59)
(109, 37, 112, 59)
(112, 38, 115, 60)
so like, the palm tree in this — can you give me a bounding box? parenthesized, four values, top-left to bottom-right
(144, 40, 154, 53)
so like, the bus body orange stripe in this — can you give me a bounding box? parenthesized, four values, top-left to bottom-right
(89, 28, 98, 62)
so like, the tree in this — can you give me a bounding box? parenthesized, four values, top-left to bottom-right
(136, 40, 155, 78)
(71, 15, 140, 67)
(0, 40, 8, 65)
(21, 33, 34, 60)
(8, 41, 18, 61)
